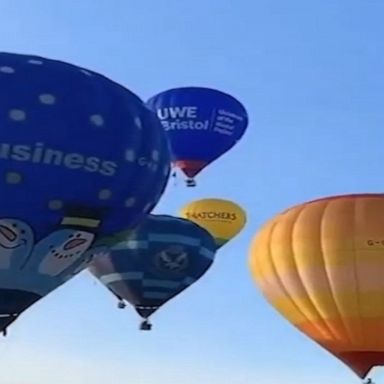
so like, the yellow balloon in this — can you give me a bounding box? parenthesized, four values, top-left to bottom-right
(179, 198, 246, 248)
(248, 193, 384, 380)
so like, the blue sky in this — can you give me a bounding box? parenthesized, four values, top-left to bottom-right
(0, 0, 384, 383)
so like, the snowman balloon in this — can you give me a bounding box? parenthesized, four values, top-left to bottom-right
(0, 52, 170, 335)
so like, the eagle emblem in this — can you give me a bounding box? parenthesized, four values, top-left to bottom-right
(154, 245, 189, 272)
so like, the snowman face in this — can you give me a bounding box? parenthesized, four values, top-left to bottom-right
(0, 218, 34, 269)
(49, 231, 93, 259)
(0, 219, 33, 250)
(35, 229, 95, 277)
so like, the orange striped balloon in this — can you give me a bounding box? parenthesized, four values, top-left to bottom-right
(248, 193, 384, 379)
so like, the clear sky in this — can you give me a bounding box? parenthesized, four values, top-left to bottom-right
(0, 0, 384, 383)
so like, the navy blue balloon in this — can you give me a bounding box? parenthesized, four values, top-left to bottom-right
(146, 87, 248, 184)
(88, 214, 216, 328)
(0, 52, 170, 334)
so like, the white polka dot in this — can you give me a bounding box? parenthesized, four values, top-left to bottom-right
(48, 200, 63, 210)
(90, 114, 104, 127)
(134, 117, 142, 129)
(39, 94, 56, 105)
(0, 66, 15, 74)
(6, 172, 22, 184)
(28, 59, 43, 65)
(151, 163, 158, 172)
(9, 109, 26, 121)
(163, 165, 170, 176)
(80, 69, 93, 76)
(125, 197, 136, 207)
(98, 189, 112, 200)
(125, 149, 135, 162)
(152, 150, 159, 161)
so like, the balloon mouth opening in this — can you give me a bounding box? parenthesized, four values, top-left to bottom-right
(0, 289, 42, 332)
(135, 305, 157, 331)
(215, 237, 228, 248)
(135, 305, 159, 319)
(338, 351, 384, 379)
(173, 160, 207, 178)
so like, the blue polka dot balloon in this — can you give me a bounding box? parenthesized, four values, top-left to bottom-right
(0, 52, 170, 335)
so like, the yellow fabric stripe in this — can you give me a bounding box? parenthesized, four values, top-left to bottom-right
(267, 292, 384, 323)
(61, 216, 100, 228)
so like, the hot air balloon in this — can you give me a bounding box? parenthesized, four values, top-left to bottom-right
(0, 52, 170, 335)
(146, 87, 248, 186)
(248, 193, 384, 382)
(88, 214, 216, 330)
(179, 198, 246, 248)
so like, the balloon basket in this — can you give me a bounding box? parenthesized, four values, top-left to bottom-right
(139, 320, 152, 331)
(117, 300, 126, 309)
(186, 178, 196, 187)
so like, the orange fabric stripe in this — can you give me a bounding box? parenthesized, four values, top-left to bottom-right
(298, 318, 384, 350)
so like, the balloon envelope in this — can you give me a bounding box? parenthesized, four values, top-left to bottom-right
(146, 87, 248, 181)
(0, 52, 170, 332)
(88, 214, 217, 321)
(0, 52, 170, 236)
(180, 198, 246, 248)
(249, 193, 384, 379)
